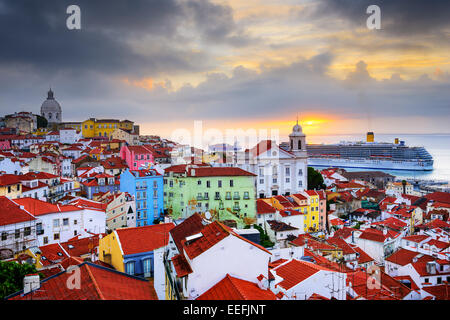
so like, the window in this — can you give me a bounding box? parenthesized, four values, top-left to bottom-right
(437, 277, 442, 284)
(285, 167, 290, 175)
(54, 233, 60, 240)
(298, 169, 303, 176)
(53, 219, 60, 228)
(1, 232, 7, 241)
(74, 220, 78, 225)
(197, 180, 201, 185)
(43, 237, 48, 244)
(63, 218, 69, 226)
(125, 262, 135, 275)
(143, 258, 152, 277)
(230, 180, 234, 187)
(260, 179, 264, 184)
(206, 181, 210, 188)
(24, 227, 31, 237)
(218, 180, 222, 188)
(36, 223, 43, 235)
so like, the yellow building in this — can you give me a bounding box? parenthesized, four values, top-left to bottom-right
(33, 127, 49, 136)
(264, 192, 320, 233)
(80, 118, 135, 138)
(98, 230, 126, 273)
(63, 122, 82, 131)
(0, 175, 22, 199)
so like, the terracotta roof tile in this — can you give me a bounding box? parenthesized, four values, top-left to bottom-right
(197, 274, 277, 300)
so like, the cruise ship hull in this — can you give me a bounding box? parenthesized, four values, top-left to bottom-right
(308, 157, 433, 171)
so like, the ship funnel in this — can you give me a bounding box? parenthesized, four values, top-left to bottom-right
(366, 132, 374, 143)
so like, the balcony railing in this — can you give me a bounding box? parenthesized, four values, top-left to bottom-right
(233, 195, 240, 200)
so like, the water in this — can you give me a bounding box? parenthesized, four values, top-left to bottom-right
(305, 134, 450, 182)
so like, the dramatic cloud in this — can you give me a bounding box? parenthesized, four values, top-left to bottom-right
(0, 0, 448, 136)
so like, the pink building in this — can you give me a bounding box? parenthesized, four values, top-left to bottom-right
(0, 140, 11, 150)
(119, 145, 154, 170)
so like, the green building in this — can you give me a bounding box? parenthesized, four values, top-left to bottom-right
(164, 165, 256, 227)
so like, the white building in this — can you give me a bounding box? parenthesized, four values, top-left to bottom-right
(270, 259, 347, 300)
(229, 122, 308, 198)
(59, 128, 81, 144)
(14, 197, 106, 246)
(165, 213, 271, 300)
(0, 157, 23, 175)
(0, 197, 38, 257)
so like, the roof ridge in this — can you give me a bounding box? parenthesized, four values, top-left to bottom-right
(226, 274, 248, 299)
(84, 263, 106, 300)
(9, 197, 38, 217)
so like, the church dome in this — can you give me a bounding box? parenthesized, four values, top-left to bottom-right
(293, 123, 302, 133)
(40, 89, 62, 123)
(289, 119, 305, 137)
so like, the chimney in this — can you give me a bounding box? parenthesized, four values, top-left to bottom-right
(23, 274, 40, 294)
(383, 228, 388, 236)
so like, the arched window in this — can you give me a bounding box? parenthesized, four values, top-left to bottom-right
(290, 139, 293, 150)
(298, 140, 302, 150)
(48, 113, 52, 119)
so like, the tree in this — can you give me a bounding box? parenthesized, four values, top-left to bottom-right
(0, 260, 40, 299)
(307, 167, 326, 190)
(245, 224, 274, 248)
(36, 115, 48, 129)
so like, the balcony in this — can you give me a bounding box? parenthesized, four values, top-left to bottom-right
(233, 206, 241, 212)
(136, 185, 147, 190)
(225, 195, 232, 200)
(196, 196, 203, 201)
(233, 195, 240, 200)
(214, 195, 221, 201)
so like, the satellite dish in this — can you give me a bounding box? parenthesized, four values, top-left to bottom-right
(205, 211, 211, 220)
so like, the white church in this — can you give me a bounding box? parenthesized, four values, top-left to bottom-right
(218, 121, 308, 198)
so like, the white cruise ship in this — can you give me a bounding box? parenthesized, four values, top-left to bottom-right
(305, 132, 434, 171)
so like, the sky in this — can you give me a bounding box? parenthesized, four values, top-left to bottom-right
(0, 0, 449, 142)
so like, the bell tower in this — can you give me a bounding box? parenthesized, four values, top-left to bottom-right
(289, 118, 306, 156)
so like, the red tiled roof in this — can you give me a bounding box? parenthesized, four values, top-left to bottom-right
(359, 228, 398, 243)
(402, 234, 430, 243)
(385, 248, 433, 266)
(197, 274, 277, 300)
(256, 199, 276, 214)
(172, 254, 193, 278)
(170, 213, 206, 253)
(60, 235, 101, 257)
(425, 239, 450, 251)
(8, 262, 158, 300)
(327, 237, 356, 255)
(350, 245, 375, 264)
(273, 259, 333, 290)
(425, 219, 450, 229)
(181, 221, 230, 259)
(39, 243, 70, 266)
(0, 174, 21, 186)
(15, 198, 82, 216)
(116, 223, 175, 256)
(186, 167, 255, 177)
(422, 285, 450, 300)
(424, 192, 450, 205)
(0, 197, 36, 226)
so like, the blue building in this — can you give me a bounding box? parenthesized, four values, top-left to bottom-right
(120, 168, 164, 227)
(81, 173, 120, 199)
